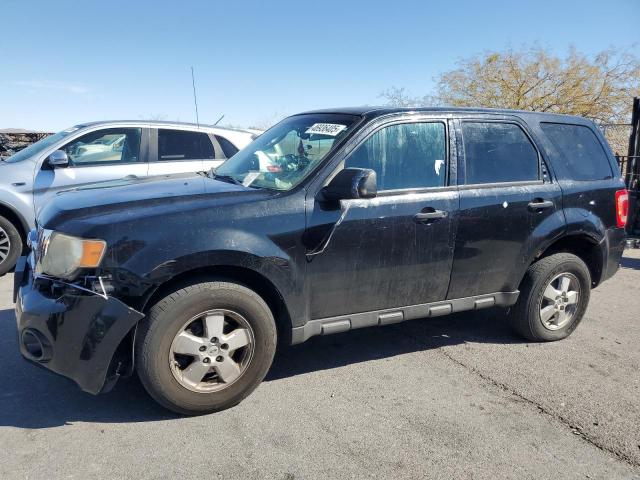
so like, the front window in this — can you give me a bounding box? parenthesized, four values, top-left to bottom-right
(345, 122, 447, 191)
(214, 113, 360, 190)
(62, 128, 142, 165)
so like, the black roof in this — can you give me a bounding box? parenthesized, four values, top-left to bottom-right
(296, 106, 593, 125)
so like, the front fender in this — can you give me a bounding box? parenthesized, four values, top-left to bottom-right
(0, 191, 35, 234)
(147, 248, 299, 307)
(100, 225, 306, 325)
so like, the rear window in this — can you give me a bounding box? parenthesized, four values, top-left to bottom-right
(540, 123, 613, 181)
(158, 129, 214, 160)
(462, 122, 539, 184)
(215, 135, 239, 158)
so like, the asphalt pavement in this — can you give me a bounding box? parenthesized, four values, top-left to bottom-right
(1, 251, 639, 479)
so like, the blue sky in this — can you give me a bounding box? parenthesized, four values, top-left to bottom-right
(1, 0, 638, 131)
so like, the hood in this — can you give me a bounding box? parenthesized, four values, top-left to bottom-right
(37, 172, 274, 230)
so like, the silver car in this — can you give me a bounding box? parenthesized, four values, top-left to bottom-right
(0, 120, 258, 274)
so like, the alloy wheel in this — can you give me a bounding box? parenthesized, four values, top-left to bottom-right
(0, 226, 11, 263)
(538, 272, 580, 330)
(169, 309, 255, 393)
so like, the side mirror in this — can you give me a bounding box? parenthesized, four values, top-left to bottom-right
(48, 150, 69, 168)
(322, 168, 377, 201)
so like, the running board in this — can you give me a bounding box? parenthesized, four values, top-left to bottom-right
(291, 291, 519, 344)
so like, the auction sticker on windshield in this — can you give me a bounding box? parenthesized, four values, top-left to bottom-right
(305, 123, 347, 136)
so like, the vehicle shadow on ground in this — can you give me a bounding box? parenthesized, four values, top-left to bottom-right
(0, 307, 522, 429)
(266, 308, 521, 381)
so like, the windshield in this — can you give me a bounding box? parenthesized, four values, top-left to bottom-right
(3, 127, 79, 163)
(214, 113, 360, 190)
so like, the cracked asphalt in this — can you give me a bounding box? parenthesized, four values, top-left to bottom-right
(1, 250, 639, 479)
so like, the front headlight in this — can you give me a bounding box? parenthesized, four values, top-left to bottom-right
(40, 232, 106, 279)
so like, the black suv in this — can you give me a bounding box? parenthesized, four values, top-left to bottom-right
(15, 107, 628, 415)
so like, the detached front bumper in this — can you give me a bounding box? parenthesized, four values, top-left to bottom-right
(14, 256, 144, 394)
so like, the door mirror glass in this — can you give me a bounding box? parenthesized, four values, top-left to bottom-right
(48, 150, 69, 168)
(323, 168, 377, 201)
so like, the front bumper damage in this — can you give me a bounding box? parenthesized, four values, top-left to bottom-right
(14, 256, 144, 394)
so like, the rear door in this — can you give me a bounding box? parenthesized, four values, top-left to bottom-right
(33, 126, 149, 214)
(147, 128, 216, 177)
(446, 117, 564, 299)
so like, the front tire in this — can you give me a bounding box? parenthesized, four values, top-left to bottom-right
(509, 253, 591, 341)
(0, 216, 22, 275)
(136, 280, 277, 415)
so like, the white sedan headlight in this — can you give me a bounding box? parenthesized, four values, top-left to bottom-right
(40, 232, 106, 279)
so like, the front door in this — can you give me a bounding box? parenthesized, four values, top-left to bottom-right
(306, 119, 458, 319)
(147, 128, 215, 177)
(33, 127, 149, 215)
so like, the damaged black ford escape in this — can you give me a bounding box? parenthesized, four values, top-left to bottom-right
(15, 107, 628, 415)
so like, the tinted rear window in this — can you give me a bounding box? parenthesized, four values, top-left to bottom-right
(462, 122, 539, 184)
(540, 123, 613, 181)
(158, 129, 214, 160)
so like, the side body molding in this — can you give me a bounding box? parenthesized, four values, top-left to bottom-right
(291, 291, 519, 344)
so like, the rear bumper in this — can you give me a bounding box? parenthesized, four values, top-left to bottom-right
(14, 256, 144, 394)
(601, 227, 626, 284)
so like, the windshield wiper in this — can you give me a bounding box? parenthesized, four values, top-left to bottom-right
(208, 171, 243, 186)
(204, 169, 269, 190)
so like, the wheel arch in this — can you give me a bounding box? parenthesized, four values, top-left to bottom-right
(0, 201, 30, 245)
(532, 234, 604, 287)
(139, 264, 293, 346)
(107, 263, 295, 384)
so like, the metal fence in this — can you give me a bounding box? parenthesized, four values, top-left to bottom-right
(616, 155, 640, 192)
(617, 154, 640, 237)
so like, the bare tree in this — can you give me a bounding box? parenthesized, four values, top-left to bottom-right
(381, 46, 640, 126)
(141, 113, 168, 121)
(378, 87, 422, 107)
(248, 111, 287, 131)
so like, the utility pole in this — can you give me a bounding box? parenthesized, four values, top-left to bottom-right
(626, 97, 639, 237)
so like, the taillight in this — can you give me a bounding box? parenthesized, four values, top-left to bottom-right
(615, 189, 628, 228)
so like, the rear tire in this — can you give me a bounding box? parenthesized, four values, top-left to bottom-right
(0, 216, 22, 276)
(509, 253, 591, 341)
(136, 280, 277, 415)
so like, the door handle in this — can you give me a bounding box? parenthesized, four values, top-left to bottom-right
(414, 209, 448, 223)
(527, 199, 554, 212)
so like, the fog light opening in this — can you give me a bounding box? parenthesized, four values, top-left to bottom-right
(22, 330, 45, 361)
